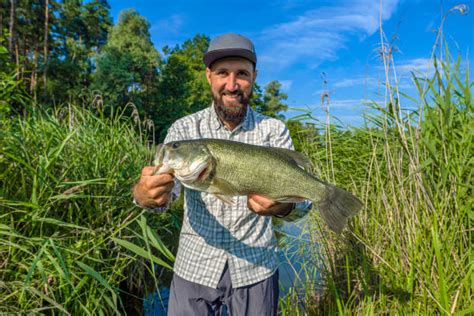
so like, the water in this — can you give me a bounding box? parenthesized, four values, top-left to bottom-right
(143, 218, 322, 315)
(275, 219, 323, 298)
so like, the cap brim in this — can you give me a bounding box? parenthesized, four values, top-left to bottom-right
(203, 48, 256, 67)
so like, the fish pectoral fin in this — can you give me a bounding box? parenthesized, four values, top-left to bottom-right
(210, 178, 239, 195)
(209, 178, 239, 205)
(213, 194, 235, 205)
(273, 196, 306, 203)
(272, 148, 312, 170)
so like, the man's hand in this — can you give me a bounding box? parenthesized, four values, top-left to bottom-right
(133, 166, 175, 209)
(247, 193, 294, 217)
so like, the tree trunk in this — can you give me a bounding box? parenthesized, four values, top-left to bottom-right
(8, 0, 15, 53)
(31, 42, 39, 101)
(43, 0, 49, 96)
(19, 35, 26, 79)
(14, 42, 19, 76)
(0, 10, 3, 39)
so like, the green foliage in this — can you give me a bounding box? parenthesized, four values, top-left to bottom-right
(1, 3, 471, 314)
(93, 8, 160, 115)
(286, 120, 319, 153)
(154, 34, 210, 139)
(260, 80, 289, 119)
(49, 0, 112, 97)
(250, 80, 289, 120)
(0, 0, 112, 104)
(0, 103, 175, 314)
(281, 53, 472, 315)
(249, 82, 264, 111)
(0, 40, 30, 117)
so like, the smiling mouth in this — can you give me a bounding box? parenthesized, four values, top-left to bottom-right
(222, 94, 243, 105)
(223, 93, 241, 98)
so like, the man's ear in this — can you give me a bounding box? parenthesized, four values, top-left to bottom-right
(206, 67, 212, 85)
(253, 69, 257, 82)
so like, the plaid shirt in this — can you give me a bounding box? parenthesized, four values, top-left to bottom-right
(163, 105, 310, 288)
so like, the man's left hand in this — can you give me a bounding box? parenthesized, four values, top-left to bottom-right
(247, 193, 293, 217)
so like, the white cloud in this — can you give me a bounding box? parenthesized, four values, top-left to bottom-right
(278, 80, 293, 92)
(258, 0, 400, 69)
(150, 14, 184, 35)
(325, 114, 366, 125)
(333, 77, 379, 88)
(307, 98, 369, 109)
(395, 58, 435, 73)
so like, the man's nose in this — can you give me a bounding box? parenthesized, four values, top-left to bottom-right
(225, 73, 238, 91)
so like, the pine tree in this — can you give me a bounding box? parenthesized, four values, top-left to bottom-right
(93, 9, 160, 114)
(257, 80, 289, 119)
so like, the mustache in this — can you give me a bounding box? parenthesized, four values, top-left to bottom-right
(221, 89, 243, 96)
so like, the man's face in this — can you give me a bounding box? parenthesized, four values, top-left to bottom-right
(206, 57, 257, 124)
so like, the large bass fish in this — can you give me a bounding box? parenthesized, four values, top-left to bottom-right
(154, 139, 362, 233)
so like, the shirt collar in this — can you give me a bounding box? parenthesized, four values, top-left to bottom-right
(209, 103, 255, 132)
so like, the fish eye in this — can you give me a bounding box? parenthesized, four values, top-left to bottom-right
(172, 142, 180, 149)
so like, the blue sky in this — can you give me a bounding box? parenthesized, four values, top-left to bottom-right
(109, 0, 473, 126)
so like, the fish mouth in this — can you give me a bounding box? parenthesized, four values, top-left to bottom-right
(175, 159, 210, 183)
(197, 166, 209, 181)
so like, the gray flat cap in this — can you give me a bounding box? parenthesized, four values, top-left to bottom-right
(203, 33, 257, 67)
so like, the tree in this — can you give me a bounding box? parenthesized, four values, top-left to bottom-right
(154, 34, 210, 139)
(93, 9, 160, 114)
(46, 0, 111, 103)
(0, 0, 112, 104)
(259, 80, 288, 119)
(249, 82, 264, 113)
(251, 80, 288, 119)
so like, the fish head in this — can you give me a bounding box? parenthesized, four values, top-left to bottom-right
(154, 141, 215, 185)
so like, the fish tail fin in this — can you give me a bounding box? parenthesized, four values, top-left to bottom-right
(316, 185, 363, 234)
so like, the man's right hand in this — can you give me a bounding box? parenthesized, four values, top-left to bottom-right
(132, 166, 175, 209)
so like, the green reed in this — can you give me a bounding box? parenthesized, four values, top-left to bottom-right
(1, 41, 471, 316)
(0, 102, 175, 314)
(281, 49, 472, 315)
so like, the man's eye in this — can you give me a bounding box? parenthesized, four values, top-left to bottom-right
(238, 71, 249, 77)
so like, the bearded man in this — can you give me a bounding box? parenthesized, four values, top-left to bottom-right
(133, 33, 310, 316)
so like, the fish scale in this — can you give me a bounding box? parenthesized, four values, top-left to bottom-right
(208, 140, 319, 199)
(155, 138, 363, 233)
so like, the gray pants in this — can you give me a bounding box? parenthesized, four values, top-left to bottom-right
(167, 264, 279, 316)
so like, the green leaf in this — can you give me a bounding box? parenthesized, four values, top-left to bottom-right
(76, 261, 115, 292)
(146, 225, 175, 262)
(112, 237, 173, 270)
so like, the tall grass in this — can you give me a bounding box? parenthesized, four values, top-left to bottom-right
(1, 30, 471, 316)
(282, 48, 472, 314)
(0, 102, 175, 314)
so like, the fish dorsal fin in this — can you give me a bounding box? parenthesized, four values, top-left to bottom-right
(271, 148, 312, 170)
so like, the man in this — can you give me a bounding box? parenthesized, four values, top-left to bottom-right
(133, 33, 310, 315)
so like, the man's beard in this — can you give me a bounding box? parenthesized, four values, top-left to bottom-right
(213, 88, 252, 124)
